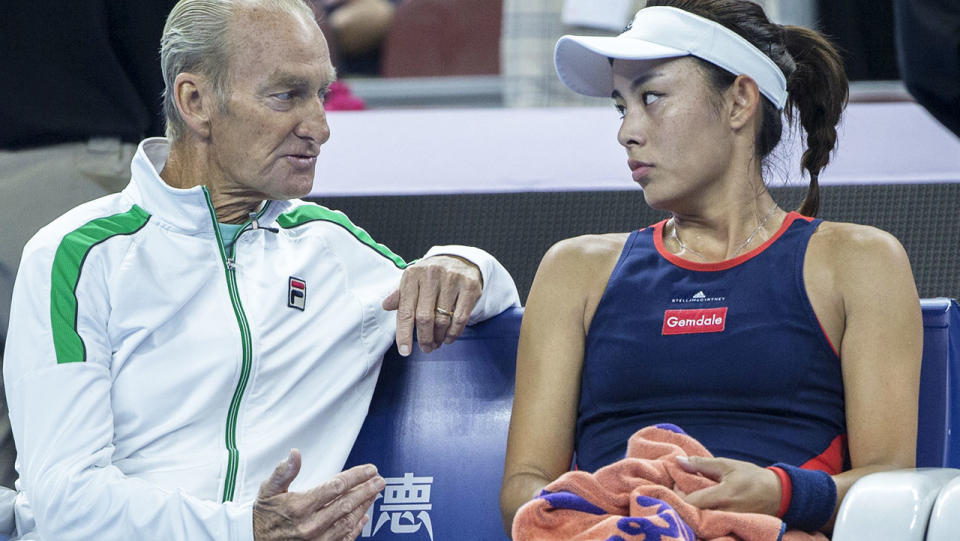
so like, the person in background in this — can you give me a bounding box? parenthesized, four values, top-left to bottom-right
(501, 0, 921, 537)
(309, 0, 399, 76)
(0, 0, 179, 491)
(4, 0, 519, 538)
(816, 0, 899, 82)
(894, 0, 960, 138)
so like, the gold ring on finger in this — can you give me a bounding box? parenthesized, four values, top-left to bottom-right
(435, 307, 454, 318)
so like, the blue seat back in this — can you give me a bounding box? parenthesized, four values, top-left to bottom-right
(917, 298, 960, 467)
(345, 307, 522, 541)
(345, 298, 960, 537)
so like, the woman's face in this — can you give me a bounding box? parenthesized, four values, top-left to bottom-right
(613, 57, 736, 211)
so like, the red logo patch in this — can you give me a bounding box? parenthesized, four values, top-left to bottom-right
(662, 307, 727, 335)
(288, 277, 306, 311)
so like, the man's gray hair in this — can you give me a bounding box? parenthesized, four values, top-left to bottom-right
(160, 0, 317, 140)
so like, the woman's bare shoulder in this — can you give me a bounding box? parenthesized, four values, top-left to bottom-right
(810, 221, 908, 264)
(528, 233, 631, 303)
(526, 232, 632, 333)
(548, 232, 632, 258)
(809, 220, 913, 289)
(539, 233, 631, 277)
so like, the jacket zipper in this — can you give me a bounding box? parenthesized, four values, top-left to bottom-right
(202, 188, 270, 502)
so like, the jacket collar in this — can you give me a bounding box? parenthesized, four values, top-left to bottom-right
(124, 138, 291, 234)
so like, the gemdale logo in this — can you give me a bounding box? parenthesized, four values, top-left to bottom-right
(662, 307, 728, 335)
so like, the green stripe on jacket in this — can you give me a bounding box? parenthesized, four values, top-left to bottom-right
(50, 205, 151, 364)
(277, 204, 408, 269)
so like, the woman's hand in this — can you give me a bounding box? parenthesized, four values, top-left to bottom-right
(674, 456, 782, 516)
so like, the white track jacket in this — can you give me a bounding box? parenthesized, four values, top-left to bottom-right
(4, 138, 520, 540)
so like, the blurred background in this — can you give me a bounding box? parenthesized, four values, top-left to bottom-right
(302, 0, 959, 302)
(1, 0, 957, 305)
(312, 0, 902, 107)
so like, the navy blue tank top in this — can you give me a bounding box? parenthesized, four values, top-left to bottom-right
(577, 213, 846, 473)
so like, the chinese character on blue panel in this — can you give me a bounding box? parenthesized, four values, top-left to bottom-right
(362, 473, 434, 540)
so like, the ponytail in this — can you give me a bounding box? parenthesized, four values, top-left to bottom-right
(781, 25, 848, 217)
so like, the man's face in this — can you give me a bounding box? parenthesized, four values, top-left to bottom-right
(206, 8, 334, 202)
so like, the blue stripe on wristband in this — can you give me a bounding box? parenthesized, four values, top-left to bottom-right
(772, 462, 837, 532)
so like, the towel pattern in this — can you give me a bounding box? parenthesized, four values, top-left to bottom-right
(512, 424, 829, 541)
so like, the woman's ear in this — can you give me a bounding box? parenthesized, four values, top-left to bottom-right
(173, 72, 215, 139)
(728, 75, 762, 131)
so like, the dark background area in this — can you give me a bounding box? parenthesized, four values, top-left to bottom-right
(314, 183, 959, 303)
(817, 0, 900, 81)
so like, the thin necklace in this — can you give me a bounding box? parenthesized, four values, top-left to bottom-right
(670, 203, 779, 261)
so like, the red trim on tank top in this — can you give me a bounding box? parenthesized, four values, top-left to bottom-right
(801, 434, 847, 475)
(814, 316, 841, 358)
(652, 211, 812, 272)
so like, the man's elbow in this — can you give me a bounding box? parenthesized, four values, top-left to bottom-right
(28, 465, 115, 540)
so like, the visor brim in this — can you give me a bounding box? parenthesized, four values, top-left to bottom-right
(554, 35, 688, 98)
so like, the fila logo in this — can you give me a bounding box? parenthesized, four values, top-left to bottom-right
(288, 276, 306, 311)
(662, 307, 727, 335)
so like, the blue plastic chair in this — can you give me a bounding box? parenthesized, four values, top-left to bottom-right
(346, 299, 960, 539)
(344, 306, 523, 541)
(834, 298, 960, 541)
(917, 298, 960, 467)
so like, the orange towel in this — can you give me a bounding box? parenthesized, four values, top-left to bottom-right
(512, 424, 829, 541)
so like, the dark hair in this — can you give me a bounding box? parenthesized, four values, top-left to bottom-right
(645, 0, 848, 217)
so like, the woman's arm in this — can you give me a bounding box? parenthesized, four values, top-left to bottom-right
(821, 222, 922, 527)
(499, 234, 625, 536)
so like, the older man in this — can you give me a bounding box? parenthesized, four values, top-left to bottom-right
(3, 0, 519, 539)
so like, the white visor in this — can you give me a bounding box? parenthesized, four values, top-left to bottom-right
(554, 6, 788, 110)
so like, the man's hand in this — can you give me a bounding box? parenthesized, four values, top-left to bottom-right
(253, 449, 385, 541)
(381, 255, 483, 356)
(674, 456, 782, 516)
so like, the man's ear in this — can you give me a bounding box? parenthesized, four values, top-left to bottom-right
(174, 72, 215, 139)
(727, 75, 762, 131)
